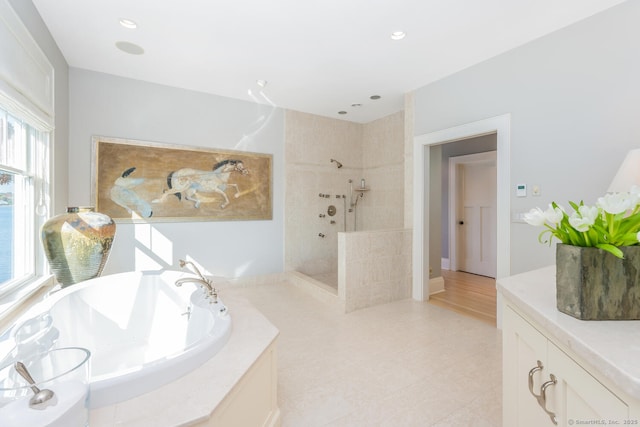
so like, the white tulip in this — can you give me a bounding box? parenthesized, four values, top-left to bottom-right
(544, 205, 564, 225)
(628, 186, 640, 208)
(524, 205, 563, 227)
(597, 192, 634, 215)
(568, 206, 598, 232)
(524, 207, 546, 227)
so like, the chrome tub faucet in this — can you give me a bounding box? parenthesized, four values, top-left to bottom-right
(175, 259, 218, 303)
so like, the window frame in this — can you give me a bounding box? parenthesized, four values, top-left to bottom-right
(0, 0, 56, 322)
(0, 105, 53, 320)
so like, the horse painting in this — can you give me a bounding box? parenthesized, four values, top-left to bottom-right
(153, 160, 249, 209)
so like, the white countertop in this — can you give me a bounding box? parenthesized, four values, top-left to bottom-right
(89, 294, 279, 426)
(497, 265, 640, 401)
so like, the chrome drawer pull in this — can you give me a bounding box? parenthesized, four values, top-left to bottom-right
(540, 374, 558, 425)
(528, 360, 544, 398)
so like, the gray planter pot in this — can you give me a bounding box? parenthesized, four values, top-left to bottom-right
(556, 243, 640, 320)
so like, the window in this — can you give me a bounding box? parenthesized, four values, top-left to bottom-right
(0, 106, 50, 297)
(0, 0, 55, 312)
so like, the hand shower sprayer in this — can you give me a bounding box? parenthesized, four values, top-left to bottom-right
(330, 159, 343, 168)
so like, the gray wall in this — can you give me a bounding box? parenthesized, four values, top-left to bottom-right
(69, 68, 284, 278)
(9, 0, 69, 214)
(414, 0, 640, 275)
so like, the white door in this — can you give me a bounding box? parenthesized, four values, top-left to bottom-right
(456, 152, 497, 278)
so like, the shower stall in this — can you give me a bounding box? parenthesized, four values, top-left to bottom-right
(285, 164, 412, 313)
(285, 157, 368, 289)
(284, 108, 408, 308)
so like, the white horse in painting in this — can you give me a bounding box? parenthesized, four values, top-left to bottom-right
(153, 160, 249, 209)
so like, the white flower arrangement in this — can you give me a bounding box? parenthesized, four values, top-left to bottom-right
(524, 186, 640, 259)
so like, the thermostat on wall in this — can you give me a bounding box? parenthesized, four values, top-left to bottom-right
(516, 184, 527, 197)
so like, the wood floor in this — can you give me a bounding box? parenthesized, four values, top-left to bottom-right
(429, 269, 497, 326)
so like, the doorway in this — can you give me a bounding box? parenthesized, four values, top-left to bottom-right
(412, 114, 511, 328)
(450, 151, 497, 278)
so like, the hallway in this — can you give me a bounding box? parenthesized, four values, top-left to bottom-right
(428, 270, 497, 326)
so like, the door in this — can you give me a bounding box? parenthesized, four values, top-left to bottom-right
(455, 152, 496, 277)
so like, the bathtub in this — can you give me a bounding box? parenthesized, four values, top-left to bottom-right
(4, 270, 232, 408)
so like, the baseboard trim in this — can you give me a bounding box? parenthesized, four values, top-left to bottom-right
(429, 276, 445, 295)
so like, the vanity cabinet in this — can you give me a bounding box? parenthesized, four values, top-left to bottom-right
(503, 304, 634, 426)
(499, 267, 640, 427)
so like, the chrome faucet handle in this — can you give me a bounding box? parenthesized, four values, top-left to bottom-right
(205, 287, 218, 304)
(179, 259, 208, 282)
(178, 259, 219, 303)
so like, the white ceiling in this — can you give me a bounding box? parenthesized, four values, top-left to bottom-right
(32, 0, 626, 124)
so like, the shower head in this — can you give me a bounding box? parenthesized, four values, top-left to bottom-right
(330, 159, 343, 169)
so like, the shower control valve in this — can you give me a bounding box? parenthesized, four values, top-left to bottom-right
(319, 214, 326, 218)
(318, 233, 325, 238)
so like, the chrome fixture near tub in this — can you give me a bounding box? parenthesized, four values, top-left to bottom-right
(14, 361, 56, 407)
(330, 158, 343, 168)
(175, 259, 218, 303)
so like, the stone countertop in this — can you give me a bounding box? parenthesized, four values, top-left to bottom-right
(89, 294, 279, 426)
(497, 266, 640, 401)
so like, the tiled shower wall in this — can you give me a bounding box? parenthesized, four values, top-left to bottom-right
(361, 111, 405, 231)
(284, 110, 405, 286)
(339, 228, 412, 312)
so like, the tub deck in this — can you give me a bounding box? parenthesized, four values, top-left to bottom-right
(89, 294, 280, 426)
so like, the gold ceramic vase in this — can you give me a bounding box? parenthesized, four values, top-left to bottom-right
(41, 207, 116, 287)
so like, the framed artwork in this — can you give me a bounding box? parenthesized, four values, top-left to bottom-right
(91, 136, 272, 222)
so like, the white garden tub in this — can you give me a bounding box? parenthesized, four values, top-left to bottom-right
(6, 270, 231, 408)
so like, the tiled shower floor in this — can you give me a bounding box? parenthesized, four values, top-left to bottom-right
(309, 272, 338, 290)
(223, 280, 502, 426)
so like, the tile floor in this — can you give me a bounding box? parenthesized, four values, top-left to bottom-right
(223, 279, 502, 427)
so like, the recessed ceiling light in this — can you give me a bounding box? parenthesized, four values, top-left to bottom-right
(116, 41, 144, 55)
(370, 95, 381, 100)
(338, 111, 347, 115)
(390, 31, 406, 41)
(256, 79, 267, 88)
(351, 103, 362, 108)
(119, 18, 138, 29)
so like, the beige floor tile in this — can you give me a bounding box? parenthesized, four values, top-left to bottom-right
(223, 280, 502, 427)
